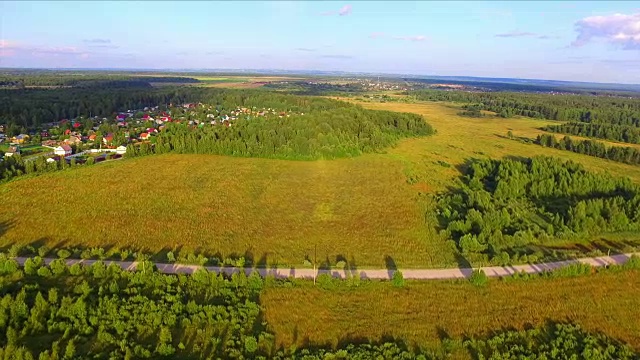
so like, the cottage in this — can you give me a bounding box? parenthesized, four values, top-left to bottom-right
(4, 146, 20, 157)
(103, 133, 114, 145)
(12, 134, 29, 144)
(65, 136, 82, 145)
(139, 132, 151, 140)
(88, 134, 97, 142)
(54, 145, 72, 156)
(116, 145, 127, 155)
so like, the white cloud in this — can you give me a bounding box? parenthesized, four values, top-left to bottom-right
(572, 12, 640, 50)
(321, 4, 352, 16)
(495, 31, 536, 38)
(338, 4, 352, 16)
(83, 39, 111, 44)
(394, 35, 427, 42)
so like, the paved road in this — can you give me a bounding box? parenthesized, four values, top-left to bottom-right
(12, 252, 639, 280)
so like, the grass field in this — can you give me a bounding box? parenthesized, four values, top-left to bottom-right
(0, 153, 451, 268)
(2, 100, 640, 267)
(261, 270, 640, 356)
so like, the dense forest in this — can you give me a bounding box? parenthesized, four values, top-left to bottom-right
(437, 156, 640, 262)
(0, 74, 200, 88)
(128, 107, 432, 160)
(544, 122, 640, 144)
(536, 134, 640, 165)
(263, 81, 365, 96)
(411, 90, 640, 124)
(0, 86, 366, 129)
(0, 255, 638, 359)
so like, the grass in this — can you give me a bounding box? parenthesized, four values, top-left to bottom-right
(2, 100, 640, 267)
(0, 153, 452, 268)
(261, 270, 640, 355)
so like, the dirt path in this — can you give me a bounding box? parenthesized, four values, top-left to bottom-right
(12, 252, 639, 280)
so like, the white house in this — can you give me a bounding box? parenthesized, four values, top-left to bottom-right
(116, 145, 127, 155)
(54, 145, 72, 156)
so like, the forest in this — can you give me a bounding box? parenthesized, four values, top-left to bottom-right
(437, 156, 640, 262)
(0, 73, 200, 88)
(536, 134, 640, 165)
(544, 122, 640, 144)
(411, 89, 640, 124)
(127, 107, 432, 160)
(0, 86, 366, 129)
(0, 255, 638, 359)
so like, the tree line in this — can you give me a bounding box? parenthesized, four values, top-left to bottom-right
(544, 122, 640, 144)
(0, 74, 200, 88)
(410, 89, 640, 125)
(437, 156, 640, 263)
(536, 134, 640, 165)
(127, 107, 433, 160)
(0, 86, 359, 129)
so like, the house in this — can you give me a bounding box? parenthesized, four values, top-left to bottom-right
(116, 145, 127, 155)
(64, 129, 71, 135)
(4, 146, 20, 157)
(64, 136, 82, 145)
(103, 133, 114, 145)
(12, 134, 29, 144)
(139, 132, 151, 140)
(54, 145, 72, 156)
(40, 131, 50, 138)
(88, 134, 97, 142)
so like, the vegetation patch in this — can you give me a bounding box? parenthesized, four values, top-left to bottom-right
(437, 156, 640, 262)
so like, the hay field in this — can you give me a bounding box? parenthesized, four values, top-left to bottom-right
(261, 270, 640, 355)
(0, 153, 450, 268)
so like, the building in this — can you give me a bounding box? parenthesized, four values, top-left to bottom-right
(103, 133, 114, 145)
(116, 145, 127, 155)
(4, 146, 20, 157)
(54, 145, 72, 156)
(12, 134, 29, 144)
(64, 135, 82, 145)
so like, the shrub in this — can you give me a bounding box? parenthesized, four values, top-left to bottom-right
(244, 336, 258, 354)
(37, 246, 49, 257)
(391, 270, 405, 287)
(56, 249, 71, 259)
(469, 269, 488, 287)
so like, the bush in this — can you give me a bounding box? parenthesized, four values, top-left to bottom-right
(391, 270, 405, 287)
(244, 336, 258, 354)
(56, 249, 71, 259)
(469, 269, 488, 287)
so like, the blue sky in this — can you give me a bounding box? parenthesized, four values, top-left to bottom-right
(1, 1, 639, 83)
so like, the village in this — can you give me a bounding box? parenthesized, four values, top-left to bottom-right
(0, 102, 305, 163)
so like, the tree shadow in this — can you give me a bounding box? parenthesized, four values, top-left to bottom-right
(384, 255, 396, 279)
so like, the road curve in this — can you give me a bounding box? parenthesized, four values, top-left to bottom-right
(12, 252, 639, 280)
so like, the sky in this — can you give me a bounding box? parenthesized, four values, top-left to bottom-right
(0, 1, 639, 84)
